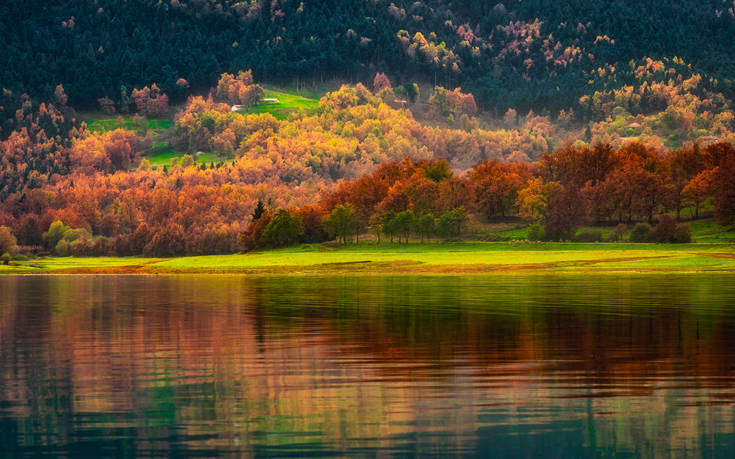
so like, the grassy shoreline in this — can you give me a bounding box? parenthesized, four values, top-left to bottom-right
(1, 242, 734, 275)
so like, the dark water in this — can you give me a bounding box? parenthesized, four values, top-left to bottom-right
(1, 275, 735, 457)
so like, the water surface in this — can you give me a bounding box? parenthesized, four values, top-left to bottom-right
(1, 274, 735, 457)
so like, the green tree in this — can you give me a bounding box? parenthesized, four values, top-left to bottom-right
(263, 210, 304, 247)
(381, 211, 398, 243)
(394, 210, 415, 243)
(368, 213, 384, 244)
(436, 207, 468, 239)
(415, 213, 435, 243)
(252, 200, 266, 220)
(323, 204, 357, 244)
(43, 220, 71, 249)
(0, 226, 18, 256)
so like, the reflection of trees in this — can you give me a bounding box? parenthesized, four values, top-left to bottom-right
(0, 275, 734, 455)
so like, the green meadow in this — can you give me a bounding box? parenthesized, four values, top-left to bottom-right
(2, 242, 733, 275)
(145, 143, 224, 168)
(84, 116, 173, 135)
(240, 89, 320, 119)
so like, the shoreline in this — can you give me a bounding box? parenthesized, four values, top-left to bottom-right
(2, 242, 734, 275)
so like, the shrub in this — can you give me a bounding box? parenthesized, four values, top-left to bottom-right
(630, 223, 652, 242)
(527, 224, 545, 241)
(1, 253, 10, 265)
(610, 223, 629, 242)
(573, 229, 603, 242)
(673, 223, 692, 243)
(54, 240, 71, 256)
(651, 215, 678, 243)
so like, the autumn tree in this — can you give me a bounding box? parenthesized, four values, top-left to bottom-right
(16, 215, 43, 246)
(682, 171, 711, 219)
(0, 226, 18, 256)
(544, 185, 588, 240)
(131, 84, 169, 116)
(516, 177, 563, 222)
(470, 161, 530, 219)
(215, 70, 264, 108)
(704, 142, 735, 224)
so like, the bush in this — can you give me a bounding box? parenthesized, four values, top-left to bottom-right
(573, 229, 603, 242)
(54, 240, 71, 256)
(1, 252, 10, 265)
(527, 224, 545, 241)
(651, 215, 678, 243)
(630, 223, 652, 242)
(609, 223, 629, 242)
(673, 223, 692, 243)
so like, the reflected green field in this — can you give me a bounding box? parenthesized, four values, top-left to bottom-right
(1, 274, 734, 456)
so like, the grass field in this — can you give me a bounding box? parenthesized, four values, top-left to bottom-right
(240, 89, 320, 119)
(2, 242, 733, 275)
(84, 116, 173, 135)
(145, 144, 223, 168)
(494, 219, 735, 243)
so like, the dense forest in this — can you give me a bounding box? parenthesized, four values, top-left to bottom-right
(4, 0, 735, 114)
(2, 2, 735, 258)
(1, 72, 734, 257)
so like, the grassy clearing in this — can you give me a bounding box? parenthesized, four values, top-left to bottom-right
(145, 148, 223, 168)
(84, 116, 173, 135)
(2, 242, 733, 275)
(0, 256, 162, 274)
(493, 219, 735, 243)
(688, 219, 735, 243)
(241, 89, 320, 119)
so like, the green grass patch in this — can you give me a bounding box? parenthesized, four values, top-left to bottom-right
(241, 89, 320, 119)
(142, 242, 735, 274)
(4, 242, 731, 275)
(145, 150, 223, 168)
(84, 116, 173, 135)
(0, 256, 161, 274)
(688, 219, 735, 243)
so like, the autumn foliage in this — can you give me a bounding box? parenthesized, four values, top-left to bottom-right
(1, 73, 734, 256)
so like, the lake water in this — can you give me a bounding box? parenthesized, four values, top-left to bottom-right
(1, 274, 735, 457)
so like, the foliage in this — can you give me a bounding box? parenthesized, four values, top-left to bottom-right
(263, 209, 304, 247)
(131, 84, 169, 116)
(630, 223, 653, 242)
(0, 226, 18, 255)
(573, 229, 603, 242)
(323, 204, 357, 244)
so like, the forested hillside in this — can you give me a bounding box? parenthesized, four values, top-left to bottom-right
(1, 73, 734, 257)
(3, 0, 735, 114)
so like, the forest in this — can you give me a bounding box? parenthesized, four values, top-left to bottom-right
(1, 68, 734, 258)
(4, 0, 735, 115)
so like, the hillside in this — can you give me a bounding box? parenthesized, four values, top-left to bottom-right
(3, 0, 735, 116)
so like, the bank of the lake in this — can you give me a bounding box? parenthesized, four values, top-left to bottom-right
(1, 242, 734, 274)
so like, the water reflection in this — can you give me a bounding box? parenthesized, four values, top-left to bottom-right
(1, 274, 735, 456)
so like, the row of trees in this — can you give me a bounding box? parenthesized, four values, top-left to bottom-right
(2, 73, 734, 256)
(239, 140, 734, 250)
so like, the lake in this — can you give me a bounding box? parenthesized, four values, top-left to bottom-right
(1, 274, 735, 457)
